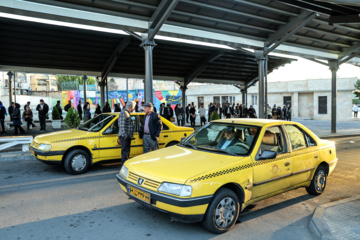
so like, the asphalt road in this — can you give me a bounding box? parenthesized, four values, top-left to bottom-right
(1, 136, 359, 240)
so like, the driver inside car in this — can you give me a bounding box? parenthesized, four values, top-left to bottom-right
(216, 126, 242, 149)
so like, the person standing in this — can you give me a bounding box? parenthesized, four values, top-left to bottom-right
(353, 104, 358, 118)
(272, 105, 277, 120)
(223, 103, 232, 119)
(64, 100, 71, 112)
(277, 106, 282, 119)
(166, 104, 174, 121)
(241, 104, 248, 118)
(282, 105, 287, 120)
(135, 101, 139, 112)
(186, 104, 190, 123)
(8, 102, 15, 121)
(208, 103, 212, 122)
(0, 101, 7, 134)
(23, 106, 34, 130)
(56, 100, 63, 120)
(24, 101, 31, 111)
(189, 104, 196, 127)
(267, 104, 272, 119)
(216, 103, 222, 119)
(77, 101, 83, 121)
(118, 101, 135, 165)
(248, 105, 257, 118)
(198, 104, 206, 126)
(103, 102, 111, 113)
(36, 99, 49, 131)
(160, 103, 166, 119)
(95, 104, 102, 116)
(176, 104, 184, 126)
(114, 103, 121, 112)
(83, 102, 90, 122)
(13, 103, 25, 135)
(142, 103, 162, 153)
(234, 105, 241, 118)
(286, 104, 292, 121)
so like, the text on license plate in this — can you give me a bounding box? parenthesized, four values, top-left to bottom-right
(127, 186, 151, 204)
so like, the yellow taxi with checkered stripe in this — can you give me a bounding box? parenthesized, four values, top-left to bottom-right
(30, 113, 193, 174)
(116, 119, 337, 233)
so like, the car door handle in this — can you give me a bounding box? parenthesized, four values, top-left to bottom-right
(314, 154, 319, 159)
(131, 138, 135, 140)
(284, 162, 290, 166)
(164, 135, 168, 137)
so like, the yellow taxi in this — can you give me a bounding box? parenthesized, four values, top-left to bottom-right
(30, 113, 193, 174)
(116, 119, 337, 233)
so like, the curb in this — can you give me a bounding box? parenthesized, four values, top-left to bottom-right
(320, 133, 360, 139)
(309, 195, 360, 240)
(0, 151, 35, 162)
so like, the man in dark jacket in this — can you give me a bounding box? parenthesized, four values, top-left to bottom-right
(141, 103, 162, 153)
(248, 105, 256, 118)
(103, 102, 111, 113)
(165, 104, 174, 121)
(8, 102, 15, 121)
(215, 103, 222, 119)
(64, 100, 71, 112)
(0, 101, 7, 134)
(159, 103, 166, 118)
(56, 100, 63, 119)
(223, 103, 233, 119)
(36, 99, 49, 131)
(241, 104, 248, 118)
(77, 101, 83, 120)
(185, 104, 190, 123)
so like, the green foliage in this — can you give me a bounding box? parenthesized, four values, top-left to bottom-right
(64, 107, 81, 129)
(210, 111, 220, 121)
(354, 79, 360, 99)
(56, 75, 96, 90)
(52, 106, 61, 120)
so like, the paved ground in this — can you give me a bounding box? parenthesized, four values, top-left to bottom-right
(0, 135, 359, 240)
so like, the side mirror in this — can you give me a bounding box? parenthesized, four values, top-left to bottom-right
(103, 128, 113, 135)
(259, 150, 277, 160)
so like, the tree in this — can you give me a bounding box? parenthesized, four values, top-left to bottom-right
(52, 105, 61, 120)
(64, 107, 81, 128)
(210, 111, 220, 121)
(354, 79, 360, 99)
(56, 75, 96, 91)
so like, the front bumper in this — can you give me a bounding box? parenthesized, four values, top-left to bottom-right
(116, 173, 212, 223)
(30, 146, 64, 164)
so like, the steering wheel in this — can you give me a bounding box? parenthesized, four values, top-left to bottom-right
(234, 142, 250, 150)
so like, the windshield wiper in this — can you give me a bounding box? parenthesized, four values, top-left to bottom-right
(208, 148, 238, 156)
(181, 141, 198, 150)
(78, 127, 88, 131)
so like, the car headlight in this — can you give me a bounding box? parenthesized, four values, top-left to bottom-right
(158, 182, 192, 197)
(119, 165, 129, 178)
(38, 144, 52, 151)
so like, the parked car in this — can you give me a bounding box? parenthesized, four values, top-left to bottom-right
(30, 113, 193, 174)
(116, 119, 337, 233)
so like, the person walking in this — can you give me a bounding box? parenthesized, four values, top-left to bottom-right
(13, 103, 25, 135)
(272, 105, 277, 119)
(186, 104, 190, 123)
(176, 104, 185, 126)
(189, 104, 196, 127)
(286, 104, 292, 121)
(56, 100, 63, 120)
(8, 102, 15, 121)
(248, 105, 257, 118)
(353, 104, 358, 118)
(0, 101, 7, 134)
(118, 101, 135, 165)
(23, 106, 34, 130)
(64, 100, 71, 112)
(77, 101, 83, 121)
(103, 102, 111, 113)
(36, 99, 49, 131)
(141, 103, 162, 153)
(198, 104, 206, 126)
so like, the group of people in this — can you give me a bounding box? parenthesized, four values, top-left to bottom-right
(0, 99, 49, 135)
(270, 104, 292, 121)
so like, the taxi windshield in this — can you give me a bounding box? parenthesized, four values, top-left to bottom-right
(182, 123, 260, 156)
(78, 114, 115, 132)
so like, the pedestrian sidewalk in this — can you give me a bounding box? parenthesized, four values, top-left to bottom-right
(310, 195, 360, 240)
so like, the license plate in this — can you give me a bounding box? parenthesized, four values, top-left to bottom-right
(127, 186, 151, 204)
(30, 149, 35, 155)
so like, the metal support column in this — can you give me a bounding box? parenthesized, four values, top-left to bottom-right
(264, 58, 268, 113)
(105, 78, 109, 103)
(83, 75, 87, 105)
(241, 88, 248, 108)
(328, 60, 339, 133)
(141, 34, 156, 104)
(7, 71, 13, 105)
(126, 78, 129, 104)
(13, 71, 16, 103)
(255, 51, 267, 119)
(180, 85, 187, 108)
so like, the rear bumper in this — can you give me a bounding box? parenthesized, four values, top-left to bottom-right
(328, 158, 338, 176)
(116, 173, 212, 223)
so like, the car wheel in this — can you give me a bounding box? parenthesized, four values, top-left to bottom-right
(64, 149, 90, 175)
(166, 141, 178, 147)
(306, 165, 327, 195)
(202, 189, 240, 234)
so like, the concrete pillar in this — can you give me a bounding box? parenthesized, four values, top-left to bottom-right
(83, 75, 87, 105)
(255, 51, 267, 118)
(241, 88, 248, 107)
(293, 92, 299, 118)
(141, 34, 156, 104)
(181, 85, 187, 109)
(7, 71, 13, 105)
(328, 60, 339, 133)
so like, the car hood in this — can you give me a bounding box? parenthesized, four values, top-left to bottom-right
(127, 145, 240, 184)
(34, 129, 94, 144)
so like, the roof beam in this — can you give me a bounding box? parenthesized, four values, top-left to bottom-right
(339, 43, 360, 64)
(124, 30, 141, 41)
(329, 14, 360, 24)
(264, 11, 317, 55)
(184, 51, 224, 85)
(246, 76, 259, 89)
(148, 0, 180, 41)
(101, 37, 131, 81)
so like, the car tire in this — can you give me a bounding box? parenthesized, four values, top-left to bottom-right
(166, 141, 178, 147)
(306, 165, 327, 195)
(202, 189, 240, 234)
(63, 149, 90, 175)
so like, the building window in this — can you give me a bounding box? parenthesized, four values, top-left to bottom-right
(283, 96, 291, 107)
(213, 96, 220, 105)
(318, 96, 327, 114)
(251, 95, 258, 106)
(38, 79, 47, 86)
